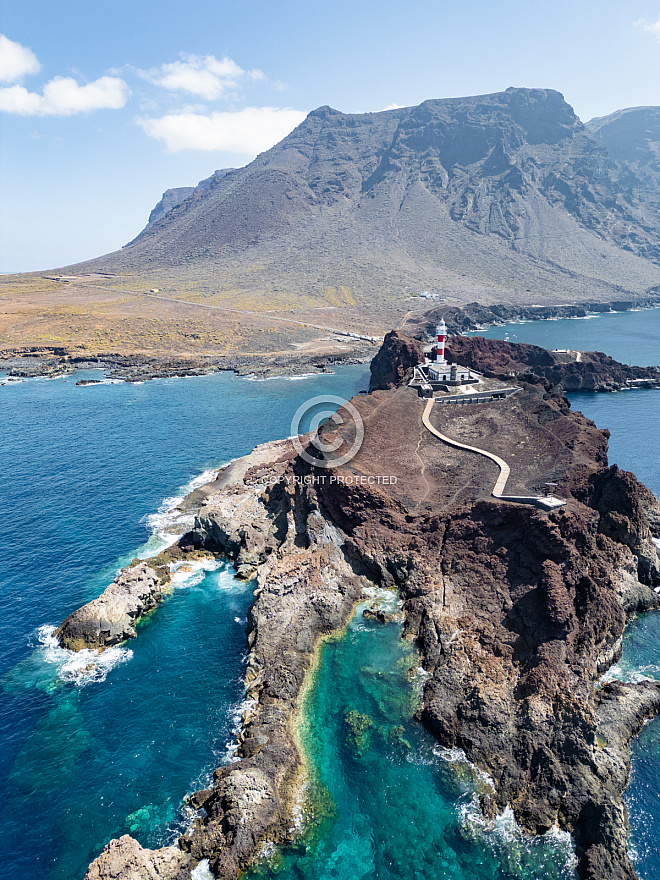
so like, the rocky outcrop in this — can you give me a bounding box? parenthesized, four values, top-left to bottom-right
(85, 836, 191, 880)
(55, 563, 168, 651)
(441, 334, 660, 392)
(147, 187, 196, 226)
(368, 329, 424, 391)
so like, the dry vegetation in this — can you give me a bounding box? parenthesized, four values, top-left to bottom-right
(0, 271, 433, 358)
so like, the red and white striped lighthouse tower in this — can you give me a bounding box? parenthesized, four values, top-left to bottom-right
(435, 318, 447, 365)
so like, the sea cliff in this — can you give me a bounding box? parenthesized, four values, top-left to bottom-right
(69, 334, 660, 880)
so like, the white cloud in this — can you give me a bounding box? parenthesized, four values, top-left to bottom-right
(141, 53, 264, 101)
(0, 34, 41, 82)
(636, 16, 660, 40)
(0, 75, 129, 116)
(137, 106, 307, 153)
(382, 103, 403, 111)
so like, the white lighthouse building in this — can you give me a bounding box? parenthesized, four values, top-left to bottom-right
(434, 318, 447, 366)
(427, 319, 481, 385)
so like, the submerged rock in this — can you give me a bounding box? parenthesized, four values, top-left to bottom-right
(343, 709, 374, 755)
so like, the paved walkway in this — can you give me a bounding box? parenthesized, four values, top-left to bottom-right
(422, 397, 566, 511)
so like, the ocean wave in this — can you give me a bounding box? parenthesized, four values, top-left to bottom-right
(168, 558, 223, 589)
(20, 624, 134, 691)
(457, 797, 578, 876)
(243, 372, 321, 382)
(191, 859, 214, 880)
(225, 697, 258, 763)
(405, 744, 578, 875)
(12, 465, 231, 697)
(142, 467, 221, 550)
(601, 662, 658, 684)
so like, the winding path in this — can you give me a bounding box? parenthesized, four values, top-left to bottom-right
(421, 397, 565, 510)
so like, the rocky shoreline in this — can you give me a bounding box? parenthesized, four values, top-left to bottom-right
(408, 296, 660, 336)
(3, 295, 659, 388)
(79, 437, 366, 880)
(59, 331, 660, 880)
(370, 329, 660, 394)
(0, 347, 373, 383)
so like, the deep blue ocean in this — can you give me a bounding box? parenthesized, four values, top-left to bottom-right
(1, 308, 658, 880)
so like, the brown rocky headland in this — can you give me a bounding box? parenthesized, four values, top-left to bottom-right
(64, 332, 660, 880)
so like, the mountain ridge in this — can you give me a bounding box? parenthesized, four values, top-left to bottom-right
(69, 87, 660, 308)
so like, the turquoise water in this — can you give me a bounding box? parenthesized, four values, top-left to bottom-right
(0, 366, 369, 880)
(472, 311, 660, 880)
(248, 596, 577, 880)
(567, 391, 660, 880)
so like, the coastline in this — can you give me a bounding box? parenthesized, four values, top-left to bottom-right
(408, 297, 660, 336)
(0, 346, 375, 384)
(3, 294, 660, 388)
(53, 328, 660, 880)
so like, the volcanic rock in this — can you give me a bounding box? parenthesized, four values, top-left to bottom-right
(442, 334, 660, 392)
(82, 335, 660, 880)
(55, 563, 166, 651)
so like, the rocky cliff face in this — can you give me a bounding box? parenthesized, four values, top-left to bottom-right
(588, 107, 660, 252)
(142, 169, 237, 231)
(76, 89, 660, 306)
(368, 329, 425, 391)
(81, 336, 660, 880)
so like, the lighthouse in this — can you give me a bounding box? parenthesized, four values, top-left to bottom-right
(435, 319, 447, 365)
(424, 316, 481, 386)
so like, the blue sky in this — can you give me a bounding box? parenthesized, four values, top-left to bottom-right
(3, 0, 660, 273)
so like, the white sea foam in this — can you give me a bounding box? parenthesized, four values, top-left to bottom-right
(601, 662, 658, 684)
(168, 558, 222, 589)
(243, 371, 322, 382)
(652, 537, 660, 551)
(141, 467, 221, 552)
(412, 744, 579, 873)
(458, 796, 578, 874)
(191, 859, 214, 880)
(225, 697, 258, 763)
(24, 465, 236, 698)
(35, 624, 133, 688)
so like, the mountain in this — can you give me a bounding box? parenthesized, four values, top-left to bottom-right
(587, 106, 660, 243)
(144, 169, 237, 228)
(77, 88, 660, 307)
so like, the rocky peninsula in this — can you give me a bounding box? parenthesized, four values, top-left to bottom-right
(65, 332, 660, 880)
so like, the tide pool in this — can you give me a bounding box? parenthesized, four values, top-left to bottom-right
(249, 595, 577, 880)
